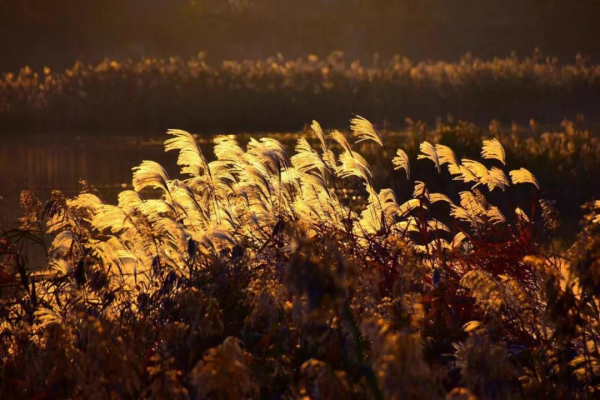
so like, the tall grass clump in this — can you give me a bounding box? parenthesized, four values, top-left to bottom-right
(1, 117, 599, 398)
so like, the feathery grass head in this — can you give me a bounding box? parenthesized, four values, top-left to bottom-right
(132, 160, 170, 193)
(350, 115, 383, 147)
(311, 120, 328, 152)
(392, 149, 410, 179)
(436, 144, 459, 166)
(481, 138, 506, 165)
(165, 129, 208, 176)
(509, 168, 540, 189)
(418, 141, 440, 172)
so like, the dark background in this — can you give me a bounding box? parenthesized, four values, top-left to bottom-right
(2, 0, 600, 71)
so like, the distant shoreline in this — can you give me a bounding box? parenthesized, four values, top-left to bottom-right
(3, 52, 600, 133)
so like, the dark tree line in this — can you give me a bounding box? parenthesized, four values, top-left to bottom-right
(1, 0, 600, 71)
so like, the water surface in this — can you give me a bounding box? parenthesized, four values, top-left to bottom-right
(0, 131, 306, 224)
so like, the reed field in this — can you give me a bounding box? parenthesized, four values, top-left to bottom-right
(1, 113, 600, 399)
(4, 1, 600, 398)
(3, 51, 600, 132)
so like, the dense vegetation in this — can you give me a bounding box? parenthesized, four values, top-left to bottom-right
(3, 52, 600, 132)
(1, 117, 599, 398)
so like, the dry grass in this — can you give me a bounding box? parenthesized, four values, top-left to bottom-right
(1, 117, 599, 398)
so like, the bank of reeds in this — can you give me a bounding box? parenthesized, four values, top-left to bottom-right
(2, 51, 600, 132)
